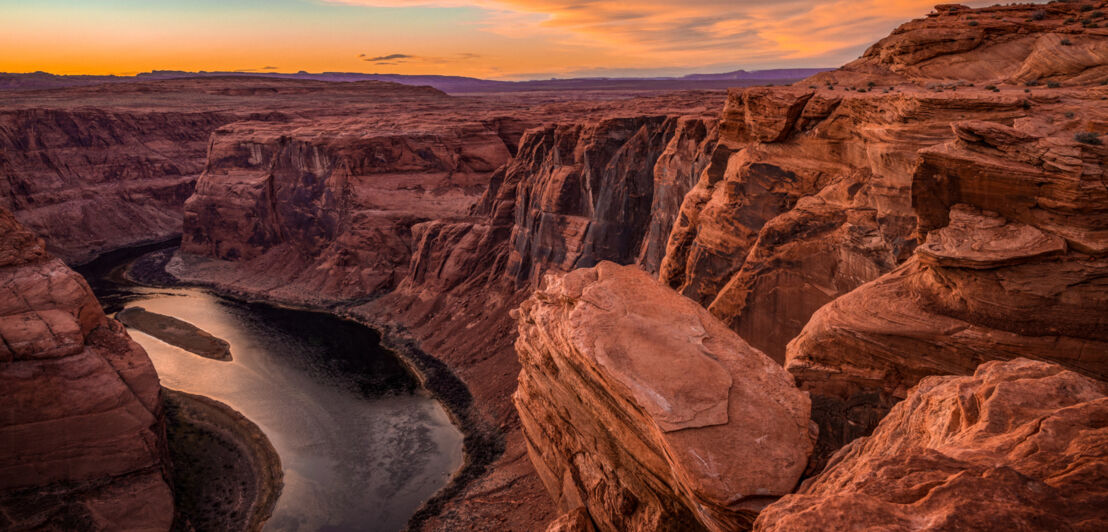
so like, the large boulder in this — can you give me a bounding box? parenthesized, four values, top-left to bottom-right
(513, 262, 813, 531)
(755, 358, 1108, 531)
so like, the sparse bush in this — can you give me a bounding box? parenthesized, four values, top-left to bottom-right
(1061, 38, 1074, 45)
(1081, 4, 1093, 12)
(969, 20, 979, 26)
(1093, 11, 1104, 18)
(984, 84, 997, 90)
(867, 81, 876, 87)
(1075, 132, 1102, 145)
(1066, 112, 1076, 118)
(1048, 80, 1062, 88)
(1032, 10, 1047, 20)
(1066, 17, 1077, 23)
(1026, 79, 1041, 86)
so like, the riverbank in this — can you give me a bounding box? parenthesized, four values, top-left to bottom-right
(164, 388, 283, 532)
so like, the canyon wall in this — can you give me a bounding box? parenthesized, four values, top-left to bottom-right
(0, 207, 173, 530)
(179, 117, 511, 301)
(0, 108, 233, 263)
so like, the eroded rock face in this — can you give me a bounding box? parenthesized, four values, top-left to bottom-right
(503, 116, 719, 286)
(180, 118, 508, 301)
(787, 91, 1108, 467)
(0, 207, 172, 530)
(755, 358, 1108, 532)
(659, 0, 1108, 364)
(0, 108, 232, 263)
(514, 263, 813, 532)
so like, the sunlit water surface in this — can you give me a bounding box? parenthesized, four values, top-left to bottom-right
(81, 250, 463, 532)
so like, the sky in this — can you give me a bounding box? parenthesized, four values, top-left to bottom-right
(0, 0, 1039, 80)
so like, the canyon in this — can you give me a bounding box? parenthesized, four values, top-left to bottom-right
(1, 1, 1107, 530)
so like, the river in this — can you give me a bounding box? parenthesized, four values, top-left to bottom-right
(80, 245, 464, 532)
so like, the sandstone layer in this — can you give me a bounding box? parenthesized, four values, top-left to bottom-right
(755, 358, 1108, 531)
(0, 207, 173, 530)
(514, 263, 813, 531)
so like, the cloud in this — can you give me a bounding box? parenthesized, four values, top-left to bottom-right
(325, 0, 1048, 69)
(359, 52, 482, 65)
(363, 53, 415, 62)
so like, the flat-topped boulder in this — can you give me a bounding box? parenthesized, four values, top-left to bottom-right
(513, 262, 813, 531)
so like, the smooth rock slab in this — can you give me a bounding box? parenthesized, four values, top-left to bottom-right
(514, 262, 813, 532)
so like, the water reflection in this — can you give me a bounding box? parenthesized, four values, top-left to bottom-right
(80, 250, 463, 532)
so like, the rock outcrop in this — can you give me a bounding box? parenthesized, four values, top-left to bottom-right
(755, 358, 1108, 531)
(0, 207, 173, 530)
(787, 86, 1108, 467)
(514, 263, 813, 531)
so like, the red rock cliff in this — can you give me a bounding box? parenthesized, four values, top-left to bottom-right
(0, 207, 173, 529)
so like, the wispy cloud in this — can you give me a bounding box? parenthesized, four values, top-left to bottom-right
(359, 51, 482, 66)
(362, 53, 415, 62)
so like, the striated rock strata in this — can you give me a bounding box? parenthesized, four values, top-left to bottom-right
(787, 86, 1108, 467)
(513, 263, 813, 531)
(755, 358, 1108, 531)
(0, 207, 173, 530)
(0, 108, 231, 263)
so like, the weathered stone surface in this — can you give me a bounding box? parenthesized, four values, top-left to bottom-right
(514, 263, 813, 532)
(788, 84, 1108, 468)
(0, 207, 172, 530)
(755, 358, 1108, 532)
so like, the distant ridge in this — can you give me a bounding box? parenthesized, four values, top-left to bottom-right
(0, 68, 833, 94)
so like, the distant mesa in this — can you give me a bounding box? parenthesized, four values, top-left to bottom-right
(117, 307, 232, 361)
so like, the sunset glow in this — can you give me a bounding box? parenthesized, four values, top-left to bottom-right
(1, 0, 1045, 79)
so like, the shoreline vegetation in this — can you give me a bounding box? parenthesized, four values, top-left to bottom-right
(117, 306, 232, 361)
(126, 243, 497, 531)
(164, 388, 283, 532)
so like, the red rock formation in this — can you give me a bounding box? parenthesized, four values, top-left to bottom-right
(0, 108, 232, 263)
(514, 263, 813, 532)
(0, 207, 173, 530)
(661, 0, 1108, 364)
(755, 358, 1108, 531)
(787, 84, 1108, 468)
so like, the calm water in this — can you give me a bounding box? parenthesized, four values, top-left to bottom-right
(80, 247, 464, 532)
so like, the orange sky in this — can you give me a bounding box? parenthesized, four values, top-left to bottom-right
(0, 0, 1046, 79)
